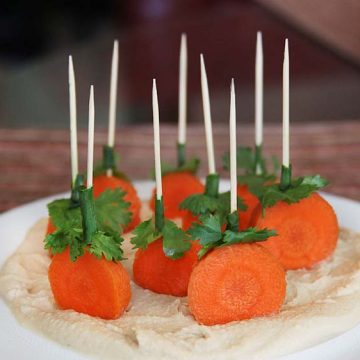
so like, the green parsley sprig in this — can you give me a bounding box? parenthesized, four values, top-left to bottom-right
(188, 212, 277, 258)
(256, 165, 328, 211)
(44, 187, 131, 261)
(179, 173, 246, 223)
(131, 196, 191, 259)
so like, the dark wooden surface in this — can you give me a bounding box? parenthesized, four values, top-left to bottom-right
(1, 120, 360, 212)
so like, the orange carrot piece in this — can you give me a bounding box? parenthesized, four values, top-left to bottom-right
(48, 248, 131, 319)
(93, 175, 141, 232)
(46, 218, 57, 235)
(181, 211, 200, 231)
(150, 172, 204, 220)
(133, 238, 201, 297)
(252, 192, 339, 270)
(237, 184, 260, 230)
(188, 243, 286, 325)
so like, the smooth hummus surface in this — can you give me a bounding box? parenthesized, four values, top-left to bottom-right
(1, 204, 360, 360)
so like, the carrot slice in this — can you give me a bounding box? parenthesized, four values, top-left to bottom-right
(150, 172, 204, 220)
(188, 243, 286, 325)
(93, 175, 141, 232)
(48, 248, 131, 319)
(237, 184, 260, 230)
(133, 238, 201, 297)
(252, 192, 339, 270)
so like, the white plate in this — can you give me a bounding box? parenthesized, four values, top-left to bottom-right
(1, 180, 360, 360)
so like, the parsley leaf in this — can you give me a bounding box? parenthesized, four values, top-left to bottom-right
(130, 219, 161, 249)
(223, 227, 277, 245)
(180, 193, 221, 215)
(95, 189, 131, 232)
(45, 188, 130, 262)
(188, 215, 223, 245)
(44, 226, 85, 261)
(89, 231, 124, 261)
(258, 175, 329, 210)
(162, 220, 191, 259)
(130, 218, 191, 259)
(188, 214, 276, 258)
(180, 191, 246, 223)
(47, 199, 82, 228)
(47, 189, 131, 235)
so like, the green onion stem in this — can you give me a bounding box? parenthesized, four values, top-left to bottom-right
(205, 173, 220, 198)
(79, 187, 98, 244)
(155, 195, 165, 232)
(279, 164, 292, 191)
(102, 145, 116, 171)
(177, 142, 186, 167)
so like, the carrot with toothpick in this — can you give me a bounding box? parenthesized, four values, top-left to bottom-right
(46, 56, 85, 237)
(188, 80, 285, 326)
(93, 40, 141, 233)
(131, 80, 199, 297)
(180, 55, 245, 231)
(47, 86, 131, 319)
(222, 32, 278, 230)
(46, 55, 130, 238)
(149, 34, 204, 221)
(251, 40, 338, 270)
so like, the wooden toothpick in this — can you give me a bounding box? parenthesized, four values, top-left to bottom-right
(230, 79, 237, 213)
(68, 55, 78, 184)
(255, 31, 263, 148)
(282, 39, 290, 168)
(107, 40, 119, 177)
(152, 79, 162, 199)
(178, 33, 187, 145)
(200, 54, 216, 175)
(87, 86, 95, 188)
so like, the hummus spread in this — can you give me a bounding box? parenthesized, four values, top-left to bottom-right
(1, 203, 360, 360)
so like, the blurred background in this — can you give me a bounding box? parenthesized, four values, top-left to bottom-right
(1, 0, 360, 210)
(0, 0, 359, 128)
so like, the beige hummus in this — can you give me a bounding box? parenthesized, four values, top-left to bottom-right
(1, 204, 360, 360)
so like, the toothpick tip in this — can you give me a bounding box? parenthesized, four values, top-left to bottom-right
(284, 39, 289, 57)
(200, 54, 206, 69)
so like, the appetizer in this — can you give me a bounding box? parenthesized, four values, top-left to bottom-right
(251, 40, 339, 269)
(47, 56, 131, 236)
(46, 87, 131, 319)
(92, 40, 141, 232)
(131, 80, 199, 297)
(222, 32, 278, 230)
(188, 80, 285, 325)
(149, 34, 204, 221)
(180, 54, 245, 230)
